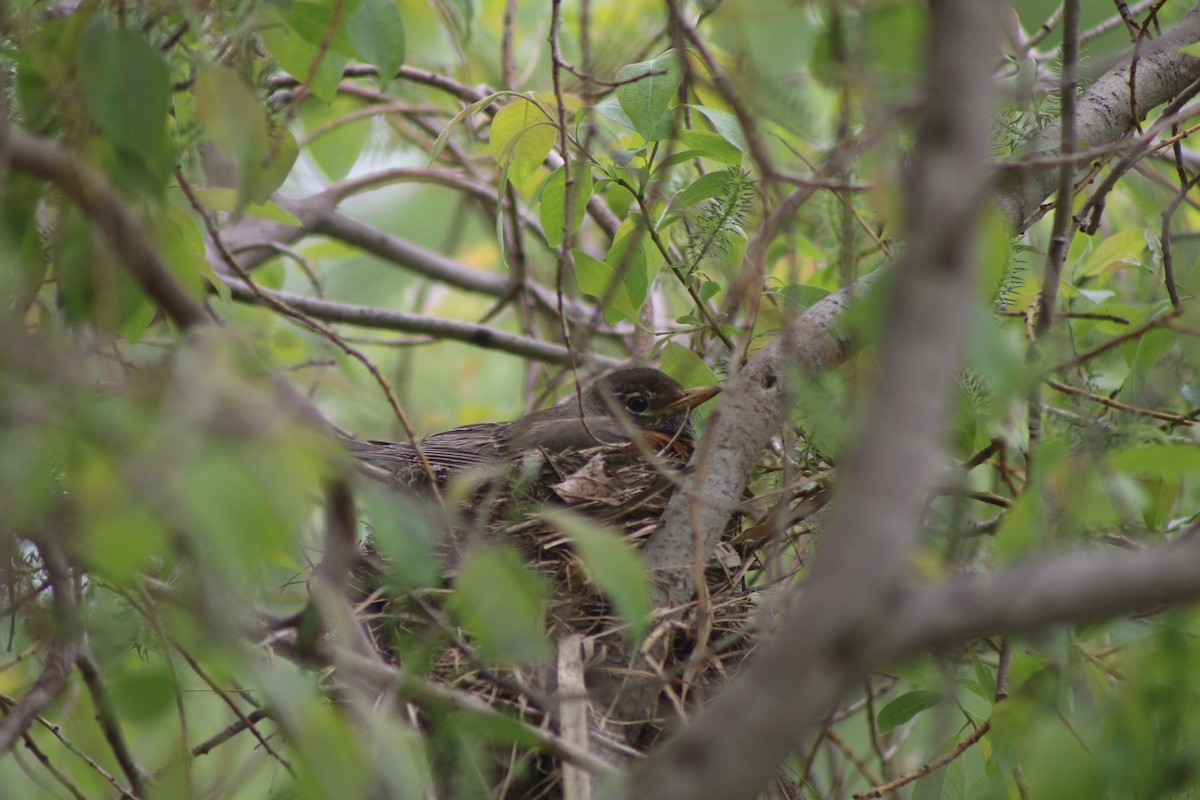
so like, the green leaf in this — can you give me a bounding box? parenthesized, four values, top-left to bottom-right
(689, 106, 750, 155)
(195, 65, 267, 194)
(877, 689, 943, 733)
(539, 162, 593, 248)
(346, 0, 406, 85)
(453, 546, 551, 665)
(971, 648, 997, 703)
(675, 129, 742, 166)
(76, 19, 172, 181)
(1122, 327, 1175, 404)
(156, 203, 210, 299)
(670, 171, 738, 213)
(541, 510, 652, 638)
(592, 95, 635, 130)
(281, 0, 357, 56)
(361, 485, 441, 591)
(489, 96, 558, 188)
(605, 224, 651, 313)
(615, 50, 683, 141)
(995, 489, 1047, 563)
(111, 664, 178, 722)
(429, 91, 507, 164)
(660, 342, 719, 389)
(1075, 228, 1146, 279)
(189, 189, 301, 225)
(1110, 444, 1200, 482)
(573, 250, 640, 324)
(195, 65, 297, 207)
(866, 3, 926, 81)
(303, 96, 371, 181)
(260, 7, 349, 103)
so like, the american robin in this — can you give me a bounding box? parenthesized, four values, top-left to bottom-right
(349, 367, 720, 489)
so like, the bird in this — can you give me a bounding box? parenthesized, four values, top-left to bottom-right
(348, 367, 720, 491)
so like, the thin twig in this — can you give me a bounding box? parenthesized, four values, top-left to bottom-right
(1046, 378, 1194, 425)
(76, 651, 147, 797)
(1035, 0, 1080, 339)
(853, 721, 992, 799)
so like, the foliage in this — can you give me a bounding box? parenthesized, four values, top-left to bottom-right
(2, 1, 1200, 798)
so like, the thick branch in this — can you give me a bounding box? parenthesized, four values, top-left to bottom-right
(625, 1, 997, 797)
(645, 0, 1200, 614)
(3, 131, 210, 330)
(220, 277, 619, 367)
(0, 538, 81, 756)
(886, 535, 1200, 654)
(996, 4, 1200, 230)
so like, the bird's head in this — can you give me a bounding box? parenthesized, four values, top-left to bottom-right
(584, 367, 720, 440)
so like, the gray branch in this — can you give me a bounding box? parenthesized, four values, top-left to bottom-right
(997, 5, 1200, 230)
(220, 277, 619, 367)
(625, 1, 998, 796)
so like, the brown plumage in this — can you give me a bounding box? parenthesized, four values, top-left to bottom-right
(348, 367, 719, 490)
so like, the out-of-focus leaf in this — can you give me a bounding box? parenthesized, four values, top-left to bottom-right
(542, 510, 652, 638)
(540, 162, 593, 248)
(279, 0, 357, 56)
(995, 487, 1048, 563)
(346, 0, 406, 85)
(1182, 380, 1200, 407)
(156, 203, 211, 298)
(865, 2, 926, 83)
(615, 50, 682, 141)
(260, 6, 349, 103)
(361, 485, 441, 591)
(188, 189, 301, 225)
(110, 663, 178, 722)
(196, 64, 292, 209)
(1122, 327, 1175, 404)
(1110, 444, 1200, 481)
(303, 96, 371, 181)
(453, 546, 551, 665)
(76, 19, 173, 182)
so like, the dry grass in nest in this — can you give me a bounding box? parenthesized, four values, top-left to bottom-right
(355, 442, 760, 792)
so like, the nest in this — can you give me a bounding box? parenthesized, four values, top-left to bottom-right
(355, 442, 758, 796)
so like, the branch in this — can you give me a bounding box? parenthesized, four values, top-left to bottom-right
(995, 4, 1200, 231)
(0, 539, 81, 756)
(220, 192, 604, 323)
(644, 0, 1200, 615)
(625, 0, 999, 797)
(883, 535, 1200, 655)
(2, 131, 210, 330)
(75, 653, 147, 796)
(220, 277, 620, 367)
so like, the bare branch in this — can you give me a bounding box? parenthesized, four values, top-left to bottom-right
(0, 539, 81, 756)
(3, 131, 210, 330)
(220, 276, 620, 367)
(626, 0, 998, 796)
(997, 4, 1200, 230)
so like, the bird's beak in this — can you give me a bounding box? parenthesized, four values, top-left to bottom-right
(668, 384, 721, 412)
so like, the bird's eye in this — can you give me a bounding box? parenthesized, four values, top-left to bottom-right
(625, 394, 649, 413)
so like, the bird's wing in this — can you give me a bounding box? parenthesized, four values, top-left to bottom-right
(346, 423, 508, 472)
(507, 416, 630, 451)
